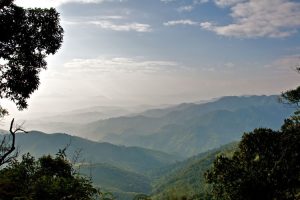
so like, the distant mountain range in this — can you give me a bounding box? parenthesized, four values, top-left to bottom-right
(82, 95, 294, 157)
(18, 104, 170, 134)
(1, 95, 293, 159)
(12, 95, 295, 158)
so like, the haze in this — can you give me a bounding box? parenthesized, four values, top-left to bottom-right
(2, 0, 300, 124)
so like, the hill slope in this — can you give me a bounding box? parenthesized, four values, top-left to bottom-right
(3, 131, 180, 173)
(79, 163, 152, 200)
(85, 95, 294, 157)
(151, 143, 238, 200)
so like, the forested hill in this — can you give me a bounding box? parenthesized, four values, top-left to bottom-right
(0, 129, 238, 200)
(0, 131, 184, 199)
(83, 95, 294, 157)
(18, 95, 294, 158)
(0, 131, 180, 174)
(150, 142, 238, 200)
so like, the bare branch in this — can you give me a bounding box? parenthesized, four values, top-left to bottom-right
(0, 118, 27, 166)
(71, 148, 83, 165)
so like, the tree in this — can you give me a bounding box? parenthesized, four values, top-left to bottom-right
(0, 1, 63, 111)
(0, 151, 101, 200)
(281, 86, 300, 107)
(205, 118, 300, 200)
(280, 64, 300, 108)
(0, 0, 63, 165)
(205, 61, 300, 200)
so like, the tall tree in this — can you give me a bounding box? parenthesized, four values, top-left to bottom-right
(0, 1, 63, 165)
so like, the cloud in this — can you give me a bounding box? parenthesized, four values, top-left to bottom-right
(91, 16, 125, 20)
(64, 57, 181, 73)
(201, 0, 300, 38)
(15, 0, 122, 8)
(200, 21, 214, 29)
(193, 0, 209, 4)
(63, 16, 152, 32)
(176, 0, 209, 12)
(224, 62, 235, 69)
(214, 0, 245, 7)
(272, 54, 300, 70)
(88, 21, 151, 32)
(62, 15, 124, 23)
(177, 5, 194, 12)
(160, 0, 176, 3)
(164, 19, 198, 26)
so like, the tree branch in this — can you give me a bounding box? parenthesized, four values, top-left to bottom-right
(0, 118, 27, 166)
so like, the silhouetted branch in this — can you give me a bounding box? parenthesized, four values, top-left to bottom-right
(0, 118, 28, 166)
(71, 148, 83, 165)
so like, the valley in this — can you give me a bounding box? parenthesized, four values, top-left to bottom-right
(1, 95, 295, 199)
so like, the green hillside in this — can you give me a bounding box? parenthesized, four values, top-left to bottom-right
(0, 96, 294, 199)
(84, 115, 165, 138)
(0, 131, 182, 199)
(79, 163, 151, 200)
(95, 95, 294, 157)
(5, 131, 180, 173)
(150, 143, 238, 200)
(0, 130, 238, 200)
(14, 95, 293, 158)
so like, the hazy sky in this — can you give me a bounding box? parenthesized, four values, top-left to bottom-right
(4, 0, 300, 118)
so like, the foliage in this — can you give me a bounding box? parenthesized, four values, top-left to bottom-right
(79, 163, 151, 200)
(0, 131, 168, 199)
(0, 151, 104, 200)
(205, 115, 300, 200)
(281, 86, 300, 108)
(206, 72, 300, 200)
(0, 2, 63, 111)
(280, 64, 300, 108)
(133, 194, 152, 200)
(0, 0, 63, 168)
(151, 143, 237, 200)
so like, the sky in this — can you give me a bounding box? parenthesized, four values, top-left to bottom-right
(3, 0, 300, 119)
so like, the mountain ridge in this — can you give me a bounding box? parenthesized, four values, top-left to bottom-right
(0, 131, 180, 174)
(86, 95, 294, 157)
